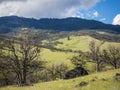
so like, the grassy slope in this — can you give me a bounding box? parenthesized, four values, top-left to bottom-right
(1, 69, 120, 90)
(55, 35, 120, 52)
(41, 48, 75, 68)
(41, 35, 120, 70)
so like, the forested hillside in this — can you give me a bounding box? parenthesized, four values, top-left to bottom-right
(0, 16, 120, 33)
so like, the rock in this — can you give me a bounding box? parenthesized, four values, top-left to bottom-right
(79, 81, 88, 86)
(64, 67, 88, 79)
(115, 73, 120, 81)
(76, 81, 88, 87)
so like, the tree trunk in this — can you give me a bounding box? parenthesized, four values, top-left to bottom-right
(114, 64, 118, 69)
(22, 59, 27, 85)
(114, 59, 118, 69)
(96, 62, 101, 72)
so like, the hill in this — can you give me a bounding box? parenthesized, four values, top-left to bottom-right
(0, 30, 120, 89)
(0, 16, 120, 33)
(1, 32, 120, 71)
(55, 35, 120, 52)
(0, 69, 120, 90)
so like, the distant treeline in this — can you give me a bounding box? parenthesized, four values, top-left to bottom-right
(0, 16, 120, 34)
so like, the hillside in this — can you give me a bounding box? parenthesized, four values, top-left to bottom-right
(55, 35, 120, 52)
(40, 35, 120, 72)
(1, 33, 119, 70)
(0, 69, 120, 90)
(0, 16, 120, 33)
(0, 30, 120, 89)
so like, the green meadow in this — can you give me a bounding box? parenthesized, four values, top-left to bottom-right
(55, 35, 120, 52)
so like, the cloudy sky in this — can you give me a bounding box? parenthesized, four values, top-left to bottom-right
(0, 0, 120, 25)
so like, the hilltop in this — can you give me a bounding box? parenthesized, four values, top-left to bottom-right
(0, 16, 120, 33)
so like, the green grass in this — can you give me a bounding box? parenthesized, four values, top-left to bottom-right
(1, 69, 120, 90)
(40, 48, 75, 69)
(40, 48, 95, 71)
(55, 35, 120, 52)
(55, 35, 93, 52)
(40, 35, 120, 71)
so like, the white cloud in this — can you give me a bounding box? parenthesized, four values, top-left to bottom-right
(0, 0, 26, 3)
(112, 14, 120, 25)
(93, 11, 99, 17)
(0, 1, 20, 16)
(0, 0, 100, 18)
(100, 18, 106, 21)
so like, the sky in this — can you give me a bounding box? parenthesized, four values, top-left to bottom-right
(0, 0, 120, 25)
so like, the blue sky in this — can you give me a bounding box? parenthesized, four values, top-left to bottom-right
(0, 0, 120, 25)
(88, 0, 120, 24)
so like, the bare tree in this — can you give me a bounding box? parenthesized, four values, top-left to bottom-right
(89, 40, 104, 72)
(41, 63, 68, 81)
(2, 29, 44, 86)
(102, 46, 120, 69)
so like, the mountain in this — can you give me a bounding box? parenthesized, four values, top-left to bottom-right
(0, 16, 120, 33)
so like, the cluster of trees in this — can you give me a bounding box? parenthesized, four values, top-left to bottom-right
(0, 29, 68, 86)
(89, 41, 120, 71)
(39, 63, 68, 82)
(71, 40, 120, 72)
